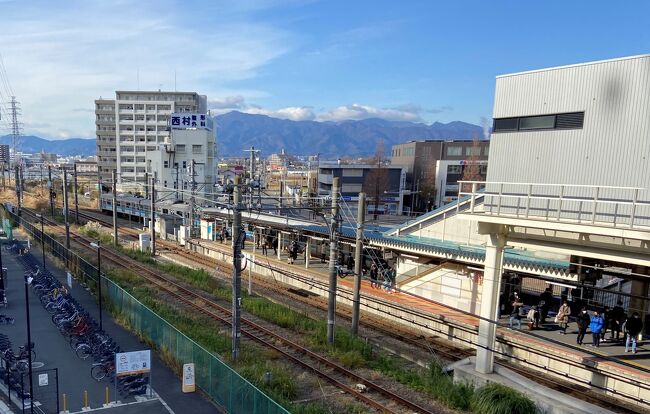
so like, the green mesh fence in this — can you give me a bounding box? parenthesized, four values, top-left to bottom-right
(6, 208, 290, 414)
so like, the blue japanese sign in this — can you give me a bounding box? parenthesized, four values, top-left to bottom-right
(170, 113, 209, 130)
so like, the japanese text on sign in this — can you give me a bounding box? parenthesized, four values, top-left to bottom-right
(170, 113, 209, 130)
(115, 350, 151, 377)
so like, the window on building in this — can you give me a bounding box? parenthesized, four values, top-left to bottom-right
(164, 161, 169, 168)
(480, 165, 488, 175)
(447, 165, 462, 174)
(192, 145, 202, 154)
(447, 147, 462, 156)
(465, 146, 482, 156)
(483, 146, 489, 156)
(176, 144, 185, 153)
(493, 112, 584, 133)
(182, 161, 187, 169)
(164, 181, 167, 188)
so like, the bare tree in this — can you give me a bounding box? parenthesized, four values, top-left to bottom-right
(460, 137, 485, 193)
(363, 139, 389, 220)
(418, 162, 437, 211)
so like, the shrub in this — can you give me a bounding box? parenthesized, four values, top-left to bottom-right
(471, 382, 536, 414)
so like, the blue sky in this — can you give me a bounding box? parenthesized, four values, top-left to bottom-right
(1, 0, 649, 139)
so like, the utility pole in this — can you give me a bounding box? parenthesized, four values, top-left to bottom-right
(327, 177, 340, 344)
(73, 163, 79, 224)
(14, 166, 21, 215)
(112, 170, 118, 247)
(48, 166, 54, 216)
(231, 176, 242, 360)
(189, 160, 196, 239)
(351, 192, 366, 336)
(62, 168, 70, 249)
(144, 172, 149, 200)
(244, 146, 258, 208)
(150, 172, 156, 255)
(39, 164, 43, 192)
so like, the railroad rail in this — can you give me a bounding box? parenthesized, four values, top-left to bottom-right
(40, 207, 649, 413)
(18, 208, 437, 414)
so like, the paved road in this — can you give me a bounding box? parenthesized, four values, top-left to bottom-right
(0, 237, 221, 413)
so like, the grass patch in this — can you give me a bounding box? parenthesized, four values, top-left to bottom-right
(471, 382, 536, 414)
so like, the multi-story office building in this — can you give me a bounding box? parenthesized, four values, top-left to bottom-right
(318, 162, 405, 215)
(95, 91, 208, 191)
(390, 140, 489, 212)
(147, 122, 216, 200)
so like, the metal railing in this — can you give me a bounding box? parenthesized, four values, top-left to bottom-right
(457, 181, 650, 231)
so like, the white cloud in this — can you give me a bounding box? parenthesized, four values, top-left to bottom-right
(0, 0, 293, 138)
(316, 103, 422, 122)
(208, 95, 452, 123)
(209, 95, 315, 121)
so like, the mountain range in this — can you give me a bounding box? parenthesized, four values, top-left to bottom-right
(1, 111, 485, 157)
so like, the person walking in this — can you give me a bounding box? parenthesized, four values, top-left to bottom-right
(610, 301, 626, 342)
(509, 297, 524, 329)
(539, 287, 553, 324)
(369, 264, 378, 288)
(576, 307, 591, 345)
(261, 237, 268, 256)
(625, 312, 643, 353)
(589, 310, 605, 347)
(556, 300, 571, 334)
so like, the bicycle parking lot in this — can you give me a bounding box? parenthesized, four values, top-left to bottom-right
(0, 236, 219, 414)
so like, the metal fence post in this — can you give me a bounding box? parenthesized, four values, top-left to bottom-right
(556, 185, 564, 221)
(525, 184, 532, 218)
(630, 188, 638, 228)
(591, 187, 600, 224)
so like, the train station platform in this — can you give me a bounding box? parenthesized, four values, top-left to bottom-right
(184, 238, 650, 410)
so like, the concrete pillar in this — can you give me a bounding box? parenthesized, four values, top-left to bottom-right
(629, 277, 649, 320)
(253, 229, 257, 254)
(305, 237, 311, 269)
(277, 232, 282, 260)
(475, 225, 507, 374)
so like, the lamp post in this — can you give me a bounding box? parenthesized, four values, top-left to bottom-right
(36, 214, 45, 272)
(24, 272, 34, 414)
(90, 242, 103, 331)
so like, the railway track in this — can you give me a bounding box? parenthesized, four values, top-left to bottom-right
(20, 208, 438, 414)
(56, 208, 647, 413)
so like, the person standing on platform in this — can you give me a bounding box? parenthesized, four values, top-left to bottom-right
(262, 237, 268, 256)
(576, 307, 591, 345)
(600, 306, 610, 342)
(589, 310, 605, 347)
(319, 242, 327, 263)
(369, 263, 378, 288)
(509, 297, 524, 329)
(539, 287, 553, 324)
(346, 253, 354, 271)
(556, 300, 571, 334)
(625, 312, 643, 353)
(610, 301, 626, 342)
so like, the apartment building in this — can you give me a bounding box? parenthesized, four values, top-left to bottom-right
(95, 91, 207, 191)
(0, 145, 9, 164)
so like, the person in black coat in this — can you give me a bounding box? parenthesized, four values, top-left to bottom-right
(610, 301, 626, 341)
(539, 287, 553, 324)
(625, 312, 644, 353)
(576, 307, 591, 345)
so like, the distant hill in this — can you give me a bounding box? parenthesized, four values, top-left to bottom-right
(0, 112, 485, 157)
(0, 135, 96, 156)
(214, 111, 485, 156)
